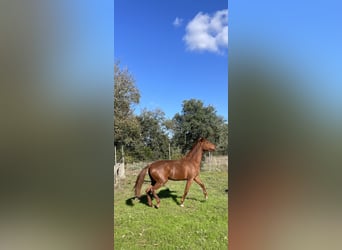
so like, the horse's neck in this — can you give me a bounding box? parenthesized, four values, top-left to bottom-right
(191, 150, 203, 167)
(185, 143, 203, 167)
(185, 142, 199, 158)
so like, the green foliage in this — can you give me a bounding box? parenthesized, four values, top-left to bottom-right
(114, 61, 140, 118)
(172, 99, 228, 154)
(216, 123, 228, 155)
(114, 61, 141, 153)
(170, 146, 183, 160)
(137, 109, 170, 161)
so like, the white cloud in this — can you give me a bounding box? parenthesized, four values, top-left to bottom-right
(173, 17, 183, 27)
(183, 9, 228, 54)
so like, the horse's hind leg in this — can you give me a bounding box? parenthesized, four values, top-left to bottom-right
(145, 173, 157, 207)
(145, 186, 153, 207)
(151, 182, 163, 208)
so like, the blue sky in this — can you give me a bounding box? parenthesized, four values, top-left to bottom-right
(114, 0, 228, 121)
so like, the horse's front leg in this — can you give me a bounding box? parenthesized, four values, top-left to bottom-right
(194, 176, 208, 200)
(180, 179, 193, 207)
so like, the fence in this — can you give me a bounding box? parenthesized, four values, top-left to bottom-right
(114, 145, 126, 187)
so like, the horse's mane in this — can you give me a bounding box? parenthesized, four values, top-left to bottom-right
(183, 139, 202, 160)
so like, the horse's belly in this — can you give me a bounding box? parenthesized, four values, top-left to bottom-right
(168, 176, 187, 181)
(168, 169, 188, 180)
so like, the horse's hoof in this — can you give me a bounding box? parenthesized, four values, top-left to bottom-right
(205, 195, 208, 200)
(180, 204, 184, 207)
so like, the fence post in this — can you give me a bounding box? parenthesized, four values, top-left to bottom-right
(114, 146, 126, 188)
(121, 145, 124, 165)
(114, 146, 117, 165)
(208, 152, 212, 171)
(169, 143, 171, 160)
(119, 145, 125, 179)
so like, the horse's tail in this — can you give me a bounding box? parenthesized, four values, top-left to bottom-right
(134, 165, 150, 198)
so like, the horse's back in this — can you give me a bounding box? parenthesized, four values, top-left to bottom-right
(149, 159, 196, 180)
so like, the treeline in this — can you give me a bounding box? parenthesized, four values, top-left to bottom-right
(114, 61, 228, 163)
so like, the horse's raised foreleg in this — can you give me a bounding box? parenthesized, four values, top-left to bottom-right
(194, 176, 208, 200)
(180, 179, 193, 207)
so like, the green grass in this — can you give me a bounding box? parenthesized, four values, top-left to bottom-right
(114, 171, 228, 249)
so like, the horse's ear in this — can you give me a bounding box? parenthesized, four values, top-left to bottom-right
(199, 137, 204, 142)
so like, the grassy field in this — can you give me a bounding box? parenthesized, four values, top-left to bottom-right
(114, 164, 228, 250)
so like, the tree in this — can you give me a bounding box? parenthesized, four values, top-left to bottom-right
(114, 61, 141, 161)
(172, 99, 226, 154)
(216, 123, 228, 155)
(137, 109, 170, 160)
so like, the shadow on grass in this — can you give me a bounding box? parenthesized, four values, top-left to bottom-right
(184, 197, 207, 203)
(125, 188, 180, 207)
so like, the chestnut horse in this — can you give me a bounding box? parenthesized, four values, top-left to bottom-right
(134, 138, 216, 208)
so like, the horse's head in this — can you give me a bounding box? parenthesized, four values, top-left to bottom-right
(199, 138, 216, 152)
